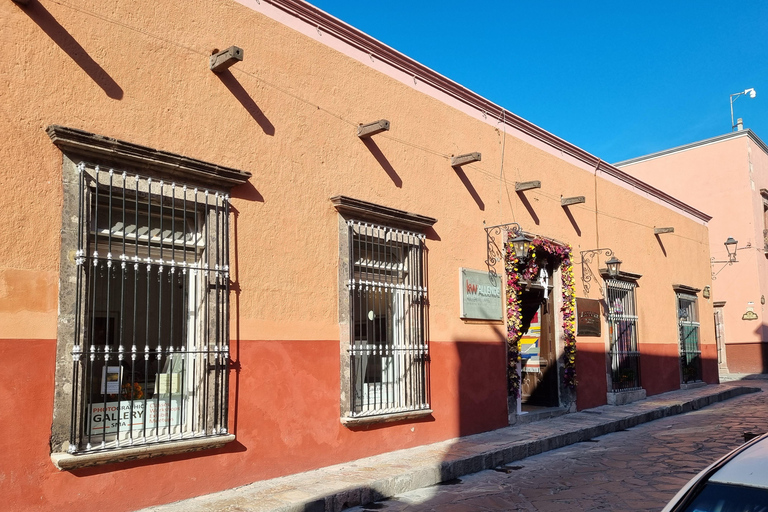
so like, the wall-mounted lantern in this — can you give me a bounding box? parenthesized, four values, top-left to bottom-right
(605, 256, 622, 278)
(712, 237, 749, 279)
(509, 233, 532, 261)
(579, 248, 620, 295)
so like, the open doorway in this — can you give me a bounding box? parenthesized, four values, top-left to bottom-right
(519, 288, 559, 409)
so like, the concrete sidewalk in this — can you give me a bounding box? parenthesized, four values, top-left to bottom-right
(140, 383, 762, 512)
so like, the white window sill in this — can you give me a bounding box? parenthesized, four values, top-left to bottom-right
(51, 434, 235, 471)
(341, 409, 433, 428)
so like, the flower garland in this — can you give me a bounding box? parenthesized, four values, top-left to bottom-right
(505, 237, 577, 399)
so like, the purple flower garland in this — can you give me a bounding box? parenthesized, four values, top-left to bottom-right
(505, 238, 577, 399)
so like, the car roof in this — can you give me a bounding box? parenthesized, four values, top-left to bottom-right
(709, 435, 768, 490)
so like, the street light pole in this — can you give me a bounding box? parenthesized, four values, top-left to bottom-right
(730, 88, 756, 131)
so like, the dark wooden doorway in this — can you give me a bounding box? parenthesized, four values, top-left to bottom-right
(519, 288, 558, 407)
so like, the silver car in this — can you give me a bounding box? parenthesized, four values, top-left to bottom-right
(662, 432, 768, 512)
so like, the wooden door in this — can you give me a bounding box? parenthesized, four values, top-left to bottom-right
(520, 289, 558, 406)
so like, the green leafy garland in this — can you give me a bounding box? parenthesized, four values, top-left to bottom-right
(505, 238, 577, 399)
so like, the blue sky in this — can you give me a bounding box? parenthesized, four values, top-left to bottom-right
(310, 1, 768, 163)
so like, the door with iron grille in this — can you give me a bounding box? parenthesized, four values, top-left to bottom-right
(606, 279, 641, 391)
(678, 293, 702, 383)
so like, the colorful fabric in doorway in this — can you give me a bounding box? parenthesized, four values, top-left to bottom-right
(505, 237, 577, 399)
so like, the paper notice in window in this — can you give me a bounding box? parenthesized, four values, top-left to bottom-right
(156, 373, 181, 394)
(101, 366, 122, 394)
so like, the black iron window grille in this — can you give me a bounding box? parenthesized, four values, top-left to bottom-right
(347, 220, 429, 417)
(68, 163, 230, 453)
(606, 279, 641, 392)
(677, 293, 702, 383)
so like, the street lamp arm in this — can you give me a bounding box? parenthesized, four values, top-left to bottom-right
(730, 88, 756, 131)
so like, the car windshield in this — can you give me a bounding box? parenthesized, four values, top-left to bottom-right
(682, 482, 768, 512)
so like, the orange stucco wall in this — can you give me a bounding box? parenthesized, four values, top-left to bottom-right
(621, 134, 768, 374)
(1, 0, 716, 510)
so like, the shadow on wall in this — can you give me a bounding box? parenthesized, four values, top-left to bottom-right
(561, 205, 581, 237)
(320, 336, 511, 510)
(574, 343, 608, 411)
(16, 0, 123, 99)
(454, 338, 509, 437)
(216, 70, 275, 136)
(640, 350, 719, 397)
(724, 323, 768, 374)
(451, 166, 484, 211)
(516, 190, 540, 225)
(361, 138, 402, 188)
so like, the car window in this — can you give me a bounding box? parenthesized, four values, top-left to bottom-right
(682, 482, 768, 512)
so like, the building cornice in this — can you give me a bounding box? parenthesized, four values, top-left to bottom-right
(330, 195, 437, 232)
(47, 125, 252, 189)
(613, 130, 768, 168)
(244, 0, 711, 223)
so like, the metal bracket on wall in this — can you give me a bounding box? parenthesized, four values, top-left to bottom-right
(579, 248, 614, 295)
(484, 221, 522, 277)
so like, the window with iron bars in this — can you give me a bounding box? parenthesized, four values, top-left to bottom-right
(346, 220, 429, 417)
(606, 279, 641, 392)
(677, 293, 701, 383)
(67, 163, 230, 453)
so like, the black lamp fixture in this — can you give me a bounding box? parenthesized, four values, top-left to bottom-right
(605, 256, 622, 278)
(711, 236, 747, 280)
(510, 233, 532, 261)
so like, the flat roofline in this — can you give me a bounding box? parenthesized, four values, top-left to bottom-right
(613, 129, 768, 167)
(238, 0, 711, 224)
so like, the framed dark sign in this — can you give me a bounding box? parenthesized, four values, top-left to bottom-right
(576, 298, 602, 337)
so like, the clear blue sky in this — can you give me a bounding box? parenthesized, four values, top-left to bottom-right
(311, 1, 768, 163)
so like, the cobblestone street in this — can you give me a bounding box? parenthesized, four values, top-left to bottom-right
(348, 383, 768, 512)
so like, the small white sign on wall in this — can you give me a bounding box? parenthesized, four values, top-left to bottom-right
(459, 268, 503, 321)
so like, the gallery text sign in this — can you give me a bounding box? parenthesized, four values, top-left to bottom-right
(88, 399, 181, 435)
(459, 268, 503, 321)
(576, 298, 602, 336)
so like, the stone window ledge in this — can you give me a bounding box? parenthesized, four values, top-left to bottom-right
(341, 409, 433, 428)
(51, 434, 235, 471)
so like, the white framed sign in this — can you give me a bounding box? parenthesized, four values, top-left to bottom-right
(459, 268, 503, 321)
(88, 399, 181, 436)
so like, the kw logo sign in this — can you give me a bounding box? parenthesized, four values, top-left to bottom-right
(465, 280, 500, 298)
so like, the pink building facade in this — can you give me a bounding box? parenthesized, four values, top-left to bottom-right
(617, 130, 768, 375)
